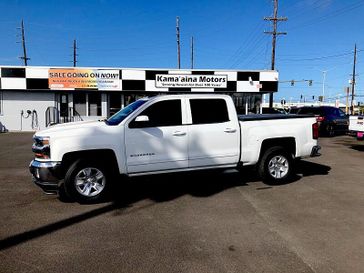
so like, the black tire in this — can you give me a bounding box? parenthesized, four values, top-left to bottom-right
(258, 146, 294, 184)
(58, 183, 73, 203)
(326, 124, 335, 137)
(64, 159, 111, 203)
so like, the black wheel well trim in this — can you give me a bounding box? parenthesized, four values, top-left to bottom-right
(61, 149, 120, 176)
(259, 137, 296, 160)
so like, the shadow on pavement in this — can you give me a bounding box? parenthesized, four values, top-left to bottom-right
(112, 170, 247, 206)
(351, 144, 364, 152)
(295, 160, 331, 177)
(0, 170, 245, 251)
(0, 160, 330, 251)
(333, 137, 364, 152)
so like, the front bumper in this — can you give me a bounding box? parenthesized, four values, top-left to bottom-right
(29, 160, 63, 194)
(310, 145, 321, 157)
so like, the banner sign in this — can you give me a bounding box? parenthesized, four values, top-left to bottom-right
(155, 74, 227, 88)
(48, 69, 120, 90)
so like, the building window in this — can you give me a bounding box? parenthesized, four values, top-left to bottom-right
(232, 94, 262, 114)
(73, 93, 86, 116)
(125, 94, 147, 106)
(88, 93, 101, 116)
(109, 93, 122, 116)
(73, 92, 102, 117)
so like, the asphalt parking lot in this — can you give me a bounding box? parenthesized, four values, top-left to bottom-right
(0, 133, 363, 273)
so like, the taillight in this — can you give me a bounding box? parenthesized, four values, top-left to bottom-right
(316, 116, 325, 122)
(312, 122, 319, 139)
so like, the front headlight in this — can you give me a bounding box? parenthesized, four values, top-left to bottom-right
(32, 136, 51, 159)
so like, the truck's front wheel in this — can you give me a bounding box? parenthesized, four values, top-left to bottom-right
(64, 160, 110, 203)
(258, 146, 293, 184)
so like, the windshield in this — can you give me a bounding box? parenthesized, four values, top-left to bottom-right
(106, 99, 148, 125)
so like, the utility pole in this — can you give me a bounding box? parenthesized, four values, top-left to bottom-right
(176, 16, 181, 69)
(73, 39, 77, 67)
(351, 43, 357, 115)
(345, 87, 350, 114)
(264, 0, 287, 108)
(19, 19, 30, 66)
(191, 36, 194, 69)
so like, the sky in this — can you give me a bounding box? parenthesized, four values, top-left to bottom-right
(0, 0, 363, 104)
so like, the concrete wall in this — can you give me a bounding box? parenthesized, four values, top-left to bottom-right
(0, 91, 56, 132)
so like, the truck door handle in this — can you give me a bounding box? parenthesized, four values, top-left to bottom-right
(224, 128, 237, 133)
(173, 131, 186, 136)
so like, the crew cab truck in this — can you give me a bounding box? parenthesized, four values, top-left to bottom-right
(30, 94, 321, 202)
(349, 115, 364, 140)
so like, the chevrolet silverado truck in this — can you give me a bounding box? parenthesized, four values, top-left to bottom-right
(349, 115, 364, 140)
(30, 94, 321, 202)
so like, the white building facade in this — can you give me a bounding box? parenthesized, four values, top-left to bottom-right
(0, 66, 278, 131)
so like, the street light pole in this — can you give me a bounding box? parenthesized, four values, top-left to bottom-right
(322, 70, 327, 103)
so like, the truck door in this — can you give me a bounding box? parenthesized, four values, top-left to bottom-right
(125, 99, 188, 173)
(187, 98, 240, 168)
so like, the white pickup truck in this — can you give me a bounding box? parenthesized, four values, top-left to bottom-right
(349, 115, 364, 140)
(30, 94, 321, 202)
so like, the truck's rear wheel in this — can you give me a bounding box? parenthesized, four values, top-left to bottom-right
(64, 159, 110, 203)
(258, 146, 293, 184)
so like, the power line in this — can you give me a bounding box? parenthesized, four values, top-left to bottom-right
(226, 20, 266, 68)
(287, 0, 364, 31)
(278, 51, 358, 62)
(230, 34, 267, 68)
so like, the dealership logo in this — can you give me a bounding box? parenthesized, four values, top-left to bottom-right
(155, 74, 227, 88)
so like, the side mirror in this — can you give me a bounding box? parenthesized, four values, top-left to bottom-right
(135, 115, 149, 122)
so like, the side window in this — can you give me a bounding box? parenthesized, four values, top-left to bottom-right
(190, 99, 229, 124)
(338, 108, 346, 117)
(130, 99, 182, 128)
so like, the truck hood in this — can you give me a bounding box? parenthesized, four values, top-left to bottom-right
(35, 120, 107, 137)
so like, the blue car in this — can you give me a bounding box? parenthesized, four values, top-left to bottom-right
(292, 106, 349, 136)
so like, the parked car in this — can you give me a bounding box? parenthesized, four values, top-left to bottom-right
(292, 106, 348, 136)
(262, 107, 287, 114)
(288, 107, 300, 114)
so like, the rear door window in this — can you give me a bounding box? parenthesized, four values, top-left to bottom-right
(190, 99, 229, 124)
(338, 109, 347, 117)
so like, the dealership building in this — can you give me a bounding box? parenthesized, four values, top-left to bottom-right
(0, 66, 278, 132)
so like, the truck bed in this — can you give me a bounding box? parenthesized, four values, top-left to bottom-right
(238, 114, 314, 121)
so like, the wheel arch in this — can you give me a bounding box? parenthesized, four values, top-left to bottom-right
(61, 149, 120, 177)
(259, 137, 296, 161)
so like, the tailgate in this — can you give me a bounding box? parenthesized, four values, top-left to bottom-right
(349, 116, 364, 132)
